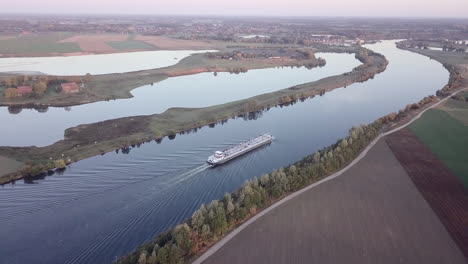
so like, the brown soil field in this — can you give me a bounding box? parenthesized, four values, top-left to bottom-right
(386, 128, 468, 259)
(201, 139, 466, 264)
(135, 36, 214, 50)
(59, 34, 127, 53)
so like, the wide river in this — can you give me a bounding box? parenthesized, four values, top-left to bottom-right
(0, 41, 448, 264)
(1, 52, 358, 146)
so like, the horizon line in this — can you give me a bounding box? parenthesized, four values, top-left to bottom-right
(0, 12, 467, 20)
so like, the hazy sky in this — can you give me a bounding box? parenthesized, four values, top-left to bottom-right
(4, 0, 468, 17)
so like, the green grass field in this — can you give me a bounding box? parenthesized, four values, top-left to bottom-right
(441, 98, 468, 125)
(0, 32, 81, 55)
(409, 108, 468, 186)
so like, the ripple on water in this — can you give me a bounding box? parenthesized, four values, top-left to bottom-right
(0, 41, 450, 264)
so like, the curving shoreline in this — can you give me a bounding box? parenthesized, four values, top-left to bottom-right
(190, 45, 468, 264)
(0, 48, 388, 185)
(0, 46, 333, 108)
(191, 86, 468, 264)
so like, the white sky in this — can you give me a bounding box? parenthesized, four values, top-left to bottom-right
(3, 0, 468, 17)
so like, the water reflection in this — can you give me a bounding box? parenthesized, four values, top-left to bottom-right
(0, 50, 215, 75)
(0, 52, 359, 147)
(0, 41, 450, 264)
(15, 101, 297, 185)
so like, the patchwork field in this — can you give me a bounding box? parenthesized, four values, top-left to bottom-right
(0, 33, 215, 57)
(135, 35, 215, 50)
(0, 33, 81, 56)
(201, 139, 466, 264)
(58, 34, 128, 53)
(408, 106, 468, 186)
(386, 128, 468, 258)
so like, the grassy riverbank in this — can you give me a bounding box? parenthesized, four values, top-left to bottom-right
(115, 47, 468, 264)
(0, 48, 387, 184)
(0, 43, 329, 107)
(116, 120, 384, 264)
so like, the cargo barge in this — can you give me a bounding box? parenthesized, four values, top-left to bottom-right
(207, 134, 274, 165)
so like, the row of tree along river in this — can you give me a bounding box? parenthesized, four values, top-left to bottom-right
(0, 41, 449, 264)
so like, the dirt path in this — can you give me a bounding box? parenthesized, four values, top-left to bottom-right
(194, 87, 468, 264)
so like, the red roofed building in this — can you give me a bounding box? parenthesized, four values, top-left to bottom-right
(61, 82, 80, 94)
(17, 86, 33, 96)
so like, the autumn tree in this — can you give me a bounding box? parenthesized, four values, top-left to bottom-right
(224, 193, 235, 215)
(4, 88, 18, 98)
(54, 159, 66, 169)
(200, 224, 212, 242)
(138, 251, 147, 264)
(33, 81, 47, 96)
(173, 223, 193, 254)
(191, 209, 205, 233)
(168, 244, 183, 264)
(156, 245, 169, 264)
(85, 73, 92, 82)
(4, 79, 12, 88)
(116, 120, 388, 264)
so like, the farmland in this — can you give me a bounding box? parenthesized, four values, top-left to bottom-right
(135, 35, 215, 50)
(107, 35, 156, 51)
(0, 33, 216, 57)
(386, 128, 468, 258)
(408, 107, 468, 186)
(0, 15, 467, 264)
(200, 139, 466, 264)
(0, 32, 81, 56)
(440, 97, 468, 125)
(58, 34, 128, 53)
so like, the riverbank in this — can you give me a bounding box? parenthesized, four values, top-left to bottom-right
(0, 44, 333, 108)
(111, 45, 468, 264)
(189, 82, 468, 264)
(116, 84, 468, 264)
(189, 48, 468, 264)
(0, 48, 388, 184)
(197, 138, 466, 264)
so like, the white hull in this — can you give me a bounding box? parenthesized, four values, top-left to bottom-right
(207, 134, 273, 165)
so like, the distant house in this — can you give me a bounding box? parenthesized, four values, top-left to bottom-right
(61, 82, 80, 94)
(17, 86, 33, 96)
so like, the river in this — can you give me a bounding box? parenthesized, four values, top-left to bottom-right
(0, 52, 359, 147)
(0, 50, 215, 76)
(0, 41, 448, 264)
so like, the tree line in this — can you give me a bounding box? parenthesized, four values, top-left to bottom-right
(116, 120, 383, 264)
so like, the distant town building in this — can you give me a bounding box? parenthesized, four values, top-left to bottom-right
(61, 82, 80, 94)
(17, 86, 33, 96)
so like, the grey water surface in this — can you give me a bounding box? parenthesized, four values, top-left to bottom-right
(0, 41, 448, 264)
